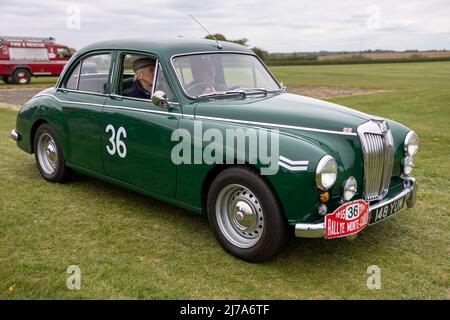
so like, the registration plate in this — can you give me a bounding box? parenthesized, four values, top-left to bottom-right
(325, 199, 370, 239)
(370, 196, 406, 224)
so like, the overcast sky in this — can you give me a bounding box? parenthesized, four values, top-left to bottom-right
(1, 0, 449, 52)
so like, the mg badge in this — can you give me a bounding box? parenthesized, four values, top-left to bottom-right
(379, 120, 388, 134)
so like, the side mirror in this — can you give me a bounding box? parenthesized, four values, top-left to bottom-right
(152, 90, 169, 108)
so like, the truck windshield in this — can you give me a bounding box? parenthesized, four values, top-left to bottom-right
(172, 53, 281, 97)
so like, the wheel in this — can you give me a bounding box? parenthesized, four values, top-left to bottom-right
(12, 68, 31, 84)
(1, 75, 11, 84)
(34, 123, 71, 182)
(207, 166, 289, 262)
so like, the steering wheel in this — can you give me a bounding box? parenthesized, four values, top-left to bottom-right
(186, 81, 216, 95)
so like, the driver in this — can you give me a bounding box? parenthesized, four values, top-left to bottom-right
(124, 58, 156, 99)
(187, 57, 226, 96)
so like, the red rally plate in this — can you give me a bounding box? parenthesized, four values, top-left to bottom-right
(325, 199, 369, 239)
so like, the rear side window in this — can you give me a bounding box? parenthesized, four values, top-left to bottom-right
(64, 53, 112, 93)
(65, 63, 80, 90)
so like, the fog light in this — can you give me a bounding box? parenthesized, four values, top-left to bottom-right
(320, 191, 330, 203)
(402, 156, 414, 176)
(342, 177, 357, 201)
(317, 204, 328, 216)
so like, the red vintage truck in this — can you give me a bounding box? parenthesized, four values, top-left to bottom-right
(0, 36, 72, 84)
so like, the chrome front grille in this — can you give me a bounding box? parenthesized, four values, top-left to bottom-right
(357, 120, 394, 201)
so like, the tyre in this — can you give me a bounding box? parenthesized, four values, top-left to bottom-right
(1, 75, 11, 84)
(12, 68, 31, 84)
(34, 123, 71, 182)
(207, 166, 289, 262)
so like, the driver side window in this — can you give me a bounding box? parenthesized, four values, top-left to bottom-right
(116, 53, 176, 103)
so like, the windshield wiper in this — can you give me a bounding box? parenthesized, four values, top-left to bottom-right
(225, 89, 247, 96)
(196, 90, 245, 99)
(196, 88, 282, 100)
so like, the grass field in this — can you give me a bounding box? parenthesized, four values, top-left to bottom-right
(0, 77, 58, 89)
(0, 62, 449, 299)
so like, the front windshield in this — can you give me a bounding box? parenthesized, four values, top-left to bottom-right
(172, 53, 281, 97)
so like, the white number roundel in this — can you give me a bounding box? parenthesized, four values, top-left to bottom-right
(105, 124, 127, 158)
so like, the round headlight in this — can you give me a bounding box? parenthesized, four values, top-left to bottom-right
(402, 156, 414, 176)
(316, 155, 337, 190)
(404, 131, 419, 156)
(342, 177, 357, 201)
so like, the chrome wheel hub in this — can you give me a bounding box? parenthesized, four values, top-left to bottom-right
(37, 133, 58, 175)
(216, 184, 264, 248)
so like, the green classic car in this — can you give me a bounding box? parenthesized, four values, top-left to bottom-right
(11, 39, 419, 262)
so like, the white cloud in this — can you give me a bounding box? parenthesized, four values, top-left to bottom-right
(0, 0, 449, 52)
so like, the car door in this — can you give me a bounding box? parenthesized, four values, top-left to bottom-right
(102, 53, 181, 197)
(55, 51, 113, 172)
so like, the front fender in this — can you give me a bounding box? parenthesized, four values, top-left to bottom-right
(174, 118, 332, 223)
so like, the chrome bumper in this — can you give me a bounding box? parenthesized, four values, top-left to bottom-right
(10, 129, 20, 141)
(295, 177, 418, 238)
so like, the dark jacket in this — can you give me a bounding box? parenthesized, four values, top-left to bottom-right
(123, 80, 152, 99)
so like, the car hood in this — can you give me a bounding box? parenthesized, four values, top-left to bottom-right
(194, 93, 373, 135)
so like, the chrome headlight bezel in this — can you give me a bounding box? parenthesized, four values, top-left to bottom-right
(402, 155, 414, 176)
(404, 131, 419, 156)
(342, 176, 357, 201)
(315, 155, 338, 191)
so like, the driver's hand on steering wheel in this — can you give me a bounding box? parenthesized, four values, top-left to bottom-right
(201, 83, 216, 94)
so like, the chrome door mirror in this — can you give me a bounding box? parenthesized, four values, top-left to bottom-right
(152, 90, 168, 108)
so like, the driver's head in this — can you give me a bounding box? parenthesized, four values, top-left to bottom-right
(133, 58, 156, 85)
(192, 56, 216, 82)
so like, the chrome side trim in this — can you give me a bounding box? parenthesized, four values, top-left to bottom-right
(10, 129, 20, 141)
(279, 155, 308, 166)
(103, 104, 182, 117)
(195, 114, 358, 136)
(278, 156, 309, 171)
(31, 94, 358, 136)
(32, 94, 183, 117)
(57, 88, 108, 97)
(33, 93, 104, 107)
(278, 162, 308, 172)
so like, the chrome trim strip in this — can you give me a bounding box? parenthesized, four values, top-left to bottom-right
(33, 93, 104, 107)
(295, 179, 416, 238)
(103, 104, 183, 117)
(57, 88, 108, 97)
(195, 115, 357, 136)
(108, 93, 180, 106)
(32, 93, 358, 136)
(279, 155, 309, 166)
(10, 129, 20, 141)
(33, 93, 182, 116)
(278, 162, 308, 172)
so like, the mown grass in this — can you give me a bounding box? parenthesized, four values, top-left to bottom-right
(0, 62, 449, 299)
(0, 77, 58, 89)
